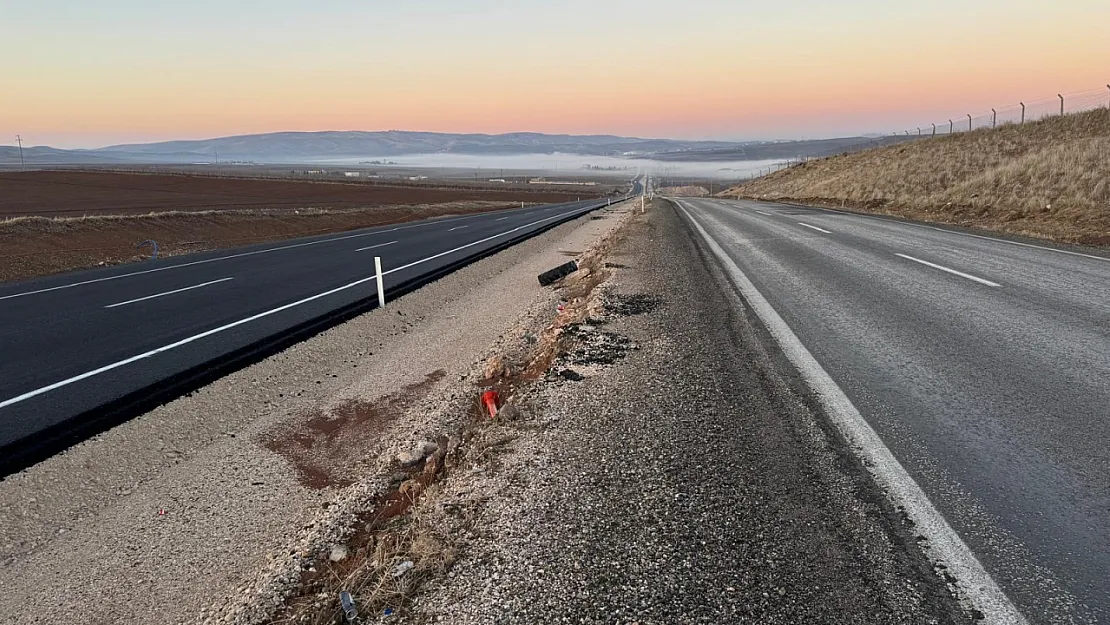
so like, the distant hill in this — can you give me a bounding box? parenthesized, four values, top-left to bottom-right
(0, 146, 130, 166)
(650, 135, 917, 162)
(2, 130, 914, 166)
(92, 131, 744, 161)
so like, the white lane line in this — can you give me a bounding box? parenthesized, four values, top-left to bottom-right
(0, 203, 573, 302)
(354, 241, 398, 253)
(105, 278, 234, 309)
(0, 227, 406, 301)
(495, 216, 510, 221)
(895, 253, 1001, 287)
(755, 210, 771, 216)
(928, 227, 1110, 264)
(447, 225, 469, 232)
(763, 199, 1110, 265)
(0, 205, 595, 412)
(673, 200, 1026, 624)
(797, 222, 832, 234)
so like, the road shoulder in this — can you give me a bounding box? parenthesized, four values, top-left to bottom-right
(397, 200, 970, 623)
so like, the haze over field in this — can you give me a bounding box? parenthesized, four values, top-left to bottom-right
(3, 0, 1108, 149)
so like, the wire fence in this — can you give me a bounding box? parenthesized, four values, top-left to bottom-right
(745, 85, 1110, 180)
(897, 86, 1110, 137)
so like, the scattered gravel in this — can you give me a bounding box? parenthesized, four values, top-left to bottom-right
(404, 201, 971, 624)
(0, 201, 636, 625)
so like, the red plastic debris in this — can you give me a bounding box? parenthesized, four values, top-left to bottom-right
(481, 390, 500, 419)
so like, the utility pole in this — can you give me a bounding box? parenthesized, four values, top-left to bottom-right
(1020, 102, 1025, 125)
(917, 127, 921, 136)
(992, 109, 997, 128)
(949, 119, 954, 134)
(15, 135, 25, 170)
(968, 114, 972, 131)
(932, 123, 936, 137)
(1058, 94, 1064, 116)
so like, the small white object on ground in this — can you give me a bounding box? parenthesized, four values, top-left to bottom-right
(392, 561, 415, 578)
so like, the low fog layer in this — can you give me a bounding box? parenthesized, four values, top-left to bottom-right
(308, 153, 785, 179)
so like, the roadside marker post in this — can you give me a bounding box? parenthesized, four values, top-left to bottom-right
(374, 256, 386, 307)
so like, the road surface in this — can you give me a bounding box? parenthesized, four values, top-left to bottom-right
(0, 196, 621, 476)
(672, 197, 1110, 625)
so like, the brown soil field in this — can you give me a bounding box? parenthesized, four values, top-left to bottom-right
(723, 107, 1110, 245)
(0, 170, 595, 218)
(0, 202, 528, 283)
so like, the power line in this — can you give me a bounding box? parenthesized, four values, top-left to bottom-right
(15, 135, 25, 170)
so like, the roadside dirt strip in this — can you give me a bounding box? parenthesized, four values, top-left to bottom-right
(0, 198, 971, 624)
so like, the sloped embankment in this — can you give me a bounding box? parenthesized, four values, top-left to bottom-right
(724, 108, 1110, 244)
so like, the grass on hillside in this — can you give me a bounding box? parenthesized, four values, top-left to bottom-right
(725, 107, 1110, 244)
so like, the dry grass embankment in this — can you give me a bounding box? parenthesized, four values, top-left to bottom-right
(724, 107, 1110, 244)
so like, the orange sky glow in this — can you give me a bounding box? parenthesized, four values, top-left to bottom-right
(2, 0, 1107, 148)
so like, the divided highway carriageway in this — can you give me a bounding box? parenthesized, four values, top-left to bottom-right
(0, 197, 618, 476)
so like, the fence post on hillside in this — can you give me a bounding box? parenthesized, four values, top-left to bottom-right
(1059, 94, 1065, 116)
(968, 114, 972, 131)
(992, 109, 997, 127)
(1021, 102, 1026, 125)
(932, 123, 936, 137)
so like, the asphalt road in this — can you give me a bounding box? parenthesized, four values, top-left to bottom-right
(0, 195, 624, 476)
(672, 198, 1110, 624)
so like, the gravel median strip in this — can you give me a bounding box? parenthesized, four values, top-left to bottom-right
(393, 199, 971, 624)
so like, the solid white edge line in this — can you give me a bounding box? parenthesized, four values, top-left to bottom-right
(928, 227, 1110, 263)
(741, 198, 1110, 265)
(104, 277, 234, 309)
(0, 201, 580, 302)
(797, 222, 832, 234)
(674, 199, 1026, 624)
(895, 253, 1002, 287)
(0, 204, 597, 411)
(354, 241, 398, 253)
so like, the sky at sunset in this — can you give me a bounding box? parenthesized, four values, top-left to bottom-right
(2, 0, 1108, 148)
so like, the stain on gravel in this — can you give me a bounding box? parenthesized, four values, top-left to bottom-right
(604, 292, 662, 316)
(560, 324, 637, 367)
(265, 370, 446, 489)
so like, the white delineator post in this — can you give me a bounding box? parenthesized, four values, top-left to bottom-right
(641, 195, 645, 213)
(374, 256, 386, 307)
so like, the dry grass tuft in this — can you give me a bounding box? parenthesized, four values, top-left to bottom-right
(725, 107, 1110, 244)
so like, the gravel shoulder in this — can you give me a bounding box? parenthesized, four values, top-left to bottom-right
(401, 200, 971, 624)
(0, 201, 634, 625)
